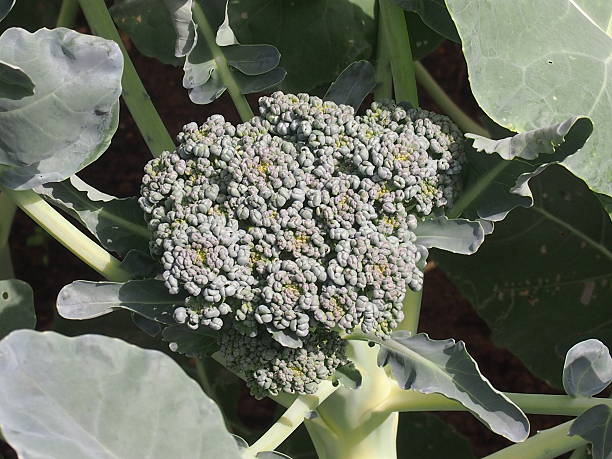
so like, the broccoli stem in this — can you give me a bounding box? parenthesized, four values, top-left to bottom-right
(378, 385, 612, 416)
(0, 192, 16, 279)
(396, 289, 422, 334)
(414, 62, 491, 137)
(3, 189, 130, 282)
(483, 420, 587, 459)
(378, 0, 418, 107)
(191, 2, 255, 123)
(243, 381, 337, 456)
(77, 0, 175, 157)
(56, 0, 79, 28)
(374, 11, 393, 100)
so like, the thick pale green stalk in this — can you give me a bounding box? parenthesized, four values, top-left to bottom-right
(396, 289, 422, 333)
(191, 3, 254, 123)
(244, 381, 337, 457)
(378, 0, 418, 106)
(414, 62, 490, 137)
(483, 420, 586, 459)
(3, 189, 130, 282)
(56, 0, 79, 28)
(374, 11, 393, 100)
(77, 0, 174, 157)
(0, 192, 16, 279)
(378, 386, 612, 416)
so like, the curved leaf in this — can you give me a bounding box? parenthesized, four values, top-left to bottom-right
(224, 44, 280, 75)
(333, 362, 363, 389)
(0, 329, 241, 459)
(436, 166, 612, 388)
(406, 11, 445, 61)
(0, 59, 34, 99)
(564, 339, 612, 398)
(446, 0, 612, 196)
(376, 331, 530, 442)
(570, 404, 612, 459)
(162, 324, 218, 358)
(454, 116, 593, 221)
(415, 217, 485, 254)
(36, 176, 150, 256)
(0, 0, 14, 22)
(234, 67, 286, 94)
(57, 280, 184, 323)
(228, 0, 376, 92)
(0, 27, 122, 189)
(0, 279, 35, 340)
(324, 60, 375, 110)
(391, 0, 459, 42)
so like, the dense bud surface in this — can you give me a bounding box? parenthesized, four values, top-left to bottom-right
(139, 92, 465, 396)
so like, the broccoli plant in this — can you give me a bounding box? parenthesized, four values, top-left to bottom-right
(0, 0, 610, 458)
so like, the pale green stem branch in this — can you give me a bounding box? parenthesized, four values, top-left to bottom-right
(3, 189, 130, 282)
(532, 205, 612, 260)
(78, 0, 174, 157)
(378, 386, 612, 417)
(483, 420, 586, 459)
(374, 8, 393, 100)
(378, 0, 418, 106)
(243, 381, 338, 457)
(56, 0, 79, 28)
(397, 289, 422, 334)
(0, 192, 16, 280)
(191, 3, 254, 123)
(415, 62, 490, 137)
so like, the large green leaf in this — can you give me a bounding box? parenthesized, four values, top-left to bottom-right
(36, 176, 150, 256)
(228, 0, 376, 92)
(375, 332, 530, 442)
(0, 330, 241, 459)
(57, 280, 184, 322)
(446, 0, 612, 196)
(570, 405, 612, 459)
(0, 279, 35, 340)
(436, 166, 612, 387)
(0, 28, 122, 189)
(0, 60, 34, 99)
(110, 0, 196, 66)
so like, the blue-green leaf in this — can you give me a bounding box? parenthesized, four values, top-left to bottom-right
(391, 0, 459, 42)
(0, 330, 241, 459)
(224, 44, 280, 75)
(570, 404, 612, 459)
(0, 59, 34, 99)
(36, 176, 150, 257)
(376, 331, 529, 442)
(162, 324, 218, 358)
(324, 60, 375, 110)
(57, 280, 183, 323)
(564, 339, 612, 398)
(0, 28, 122, 189)
(0, 279, 35, 340)
(234, 67, 285, 94)
(0, 0, 15, 22)
(415, 217, 485, 254)
(446, 0, 612, 196)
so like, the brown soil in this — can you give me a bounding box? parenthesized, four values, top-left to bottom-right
(1, 38, 571, 459)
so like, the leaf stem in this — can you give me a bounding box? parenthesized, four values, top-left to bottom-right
(56, 0, 79, 28)
(191, 2, 254, 122)
(397, 289, 422, 334)
(379, 385, 612, 416)
(532, 205, 612, 260)
(374, 7, 393, 100)
(482, 420, 586, 459)
(3, 189, 130, 282)
(378, 0, 418, 106)
(414, 62, 490, 137)
(243, 381, 337, 457)
(77, 0, 175, 157)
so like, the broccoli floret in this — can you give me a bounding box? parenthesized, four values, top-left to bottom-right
(139, 92, 465, 397)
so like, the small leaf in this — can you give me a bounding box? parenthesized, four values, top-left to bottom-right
(569, 404, 612, 459)
(406, 12, 444, 61)
(131, 312, 162, 337)
(0, 28, 122, 190)
(391, 0, 459, 42)
(36, 176, 150, 256)
(415, 217, 485, 254)
(57, 280, 184, 323)
(162, 324, 218, 358)
(267, 326, 303, 349)
(0, 279, 35, 340)
(458, 116, 593, 221)
(0, 0, 15, 22)
(563, 339, 612, 398)
(0, 330, 241, 459)
(376, 331, 529, 442)
(163, 0, 197, 57)
(224, 44, 280, 75)
(234, 67, 286, 95)
(324, 60, 375, 110)
(120, 249, 160, 279)
(0, 60, 34, 99)
(333, 362, 362, 389)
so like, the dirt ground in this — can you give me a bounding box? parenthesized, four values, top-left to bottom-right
(1, 36, 571, 458)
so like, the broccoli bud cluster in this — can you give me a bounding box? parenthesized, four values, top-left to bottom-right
(139, 92, 465, 397)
